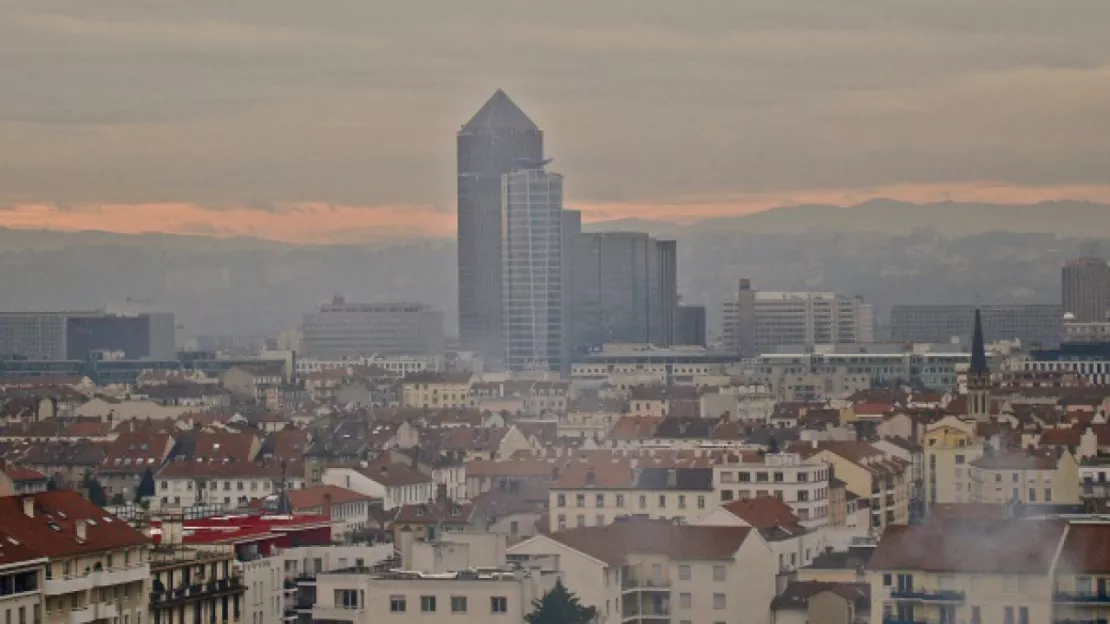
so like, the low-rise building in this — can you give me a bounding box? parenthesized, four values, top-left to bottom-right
(714, 452, 831, 528)
(697, 497, 826, 577)
(323, 459, 435, 510)
(548, 464, 714, 532)
(968, 447, 1079, 505)
(149, 532, 245, 624)
(509, 519, 776, 624)
(401, 372, 473, 409)
(790, 442, 910, 534)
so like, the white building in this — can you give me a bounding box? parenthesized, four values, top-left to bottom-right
(722, 289, 875, 356)
(323, 460, 435, 510)
(714, 453, 830, 528)
(509, 519, 776, 624)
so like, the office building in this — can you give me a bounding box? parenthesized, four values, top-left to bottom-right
(457, 90, 544, 364)
(570, 232, 679, 351)
(0, 310, 175, 360)
(891, 303, 1063, 346)
(721, 283, 874, 355)
(501, 166, 565, 372)
(1063, 256, 1110, 322)
(301, 296, 445, 358)
(676, 304, 707, 347)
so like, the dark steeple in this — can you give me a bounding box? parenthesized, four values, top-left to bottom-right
(461, 89, 538, 133)
(970, 308, 988, 376)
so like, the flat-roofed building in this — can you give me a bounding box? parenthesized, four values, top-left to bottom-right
(302, 296, 445, 358)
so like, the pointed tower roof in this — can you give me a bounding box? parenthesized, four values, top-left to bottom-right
(970, 308, 988, 376)
(462, 89, 539, 133)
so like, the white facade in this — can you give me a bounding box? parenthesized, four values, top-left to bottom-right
(714, 454, 831, 528)
(155, 474, 305, 512)
(323, 468, 435, 510)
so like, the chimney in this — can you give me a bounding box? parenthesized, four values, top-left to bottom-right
(76, 519, 88, 542)
(21, 496, 34, 518)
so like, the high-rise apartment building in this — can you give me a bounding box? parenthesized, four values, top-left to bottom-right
(0, 310, 175, 360)
(1063, 256, 1110, 322)
(457, 90, 544, 364)
(501, 166, 564, 372)
(676, 304, 707, 347)
(722, 282, 874, 355)
(891, 304, 1063, 346)
(301, 296, 445, 358)
(569, 232, 678, 351)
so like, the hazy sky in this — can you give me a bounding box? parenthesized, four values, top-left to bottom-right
(3, 1, 1110, 243)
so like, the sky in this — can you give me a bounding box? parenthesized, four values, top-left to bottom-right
(3, 1, 1110, 244)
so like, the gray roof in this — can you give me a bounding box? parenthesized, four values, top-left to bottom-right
(461, 89, 539, 133)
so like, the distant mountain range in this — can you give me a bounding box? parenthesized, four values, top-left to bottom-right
(0, 199, 1105, 338)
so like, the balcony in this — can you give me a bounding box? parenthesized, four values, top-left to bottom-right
(621, 605, 671, 622)
(1055, 591, 1110, 604)
(67, 603, 117, 624)
(46, 564, 150, 596)
(151, 577, 244, 606)
(890, 588, 966, 602)
(621, 577, 670, 592)
(881, 618, 926, 624)
(313, 605, 364, 620)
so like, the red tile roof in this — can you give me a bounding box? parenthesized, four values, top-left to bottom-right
(392, 501, 475, 525)
(869, 519, 1067, 573)
(720, 497, 805, 533)
(2, 466, 47, 482)
(1057, 524, 1110, 574)
(286, 485, 372, 511)
(357, 458, 433, 487)
(969, 449, 1060, 471)
(0, 491, 151, 557)
(546, 519, 754, 564)
(607, 416, 661, 440)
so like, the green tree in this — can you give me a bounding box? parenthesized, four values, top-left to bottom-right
(135, 468, 156, 502)
(83, 469, 108, 507)
(525, 580, 597, 624)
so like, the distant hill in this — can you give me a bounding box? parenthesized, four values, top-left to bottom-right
(0, 200, 1106, 338)
(586, 199, 1110, 240)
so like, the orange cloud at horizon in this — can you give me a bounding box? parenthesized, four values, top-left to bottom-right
(3, 181, 1110, 245)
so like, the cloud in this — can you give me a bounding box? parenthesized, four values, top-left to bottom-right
(1, 0, 1108, 219)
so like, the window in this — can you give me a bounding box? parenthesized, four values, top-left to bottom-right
(679, 593, 691, 609)
(1045, 488, 1053, 502)
(576, 515, 585, 527)
(576, 494, 585, 507)
(713, 565, 726, 582)
(1004, 606, 1014, 624)
(678, 495, 686, 509)
(335, 590, 358, 608)
(595, 514, 604, 526)
(1029, 488, 1036, 502)
(1012, 472, 1019, 483)
(971, 606, 981, 624)
(595, 494, 605, 507)
(882, 574, 892, 586)
(1018, 606, 1029, 624)
(955, 455, 965, 465)
(697, 495, 706, 509)
(721, 490, 734, 501)
(616, 494, 625, 507)
(639, 495, 647, 509)
(995, 474, 1002, 483)
(738, 472, 751, 482)
(658, 495, 666, 508)
(678, 565, 691, 581)
(490, 597, 508, 614)
(420, 596, 436, 612)
(557, 515, 566, 529)
(713, 593, 726, 609)
(390, 596, 406, 613)
(451, 597, 467, 613)
(773, 472, 784, 482)
(756, 472, 769, 482)
(557, 494, 566, 507)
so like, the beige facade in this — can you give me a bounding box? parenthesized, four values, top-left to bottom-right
(0, 557, 46, 624)
(401, 374, 473, 409)
(42, 546, 151, 624)
(806, 447, 909, 533)
(149, 543, 245, 624)
(509, 522, 776, 624)
(922, 416, 982, 507)
(549, 487, 712, 532)
(714, 453, 831, 527)
(969, 449, 1080, 505)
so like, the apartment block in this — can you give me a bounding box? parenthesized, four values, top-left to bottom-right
(713, 452, 831, 528)
(891, 304, 1063, 347)
(302, 297, 445, 358)
(548, 464, 714, 532)
(509, 519, 776, 624)
(722, 286, 874, 355)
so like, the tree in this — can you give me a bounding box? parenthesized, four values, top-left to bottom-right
(83, 469, 108, 507)
(135, 468, 156, 502)
(525, 580, 597, 624)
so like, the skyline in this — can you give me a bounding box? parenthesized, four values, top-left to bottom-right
(3, 1, 1110, 244)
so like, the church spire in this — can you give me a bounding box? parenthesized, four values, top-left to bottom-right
(970, 308, 988, 377)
